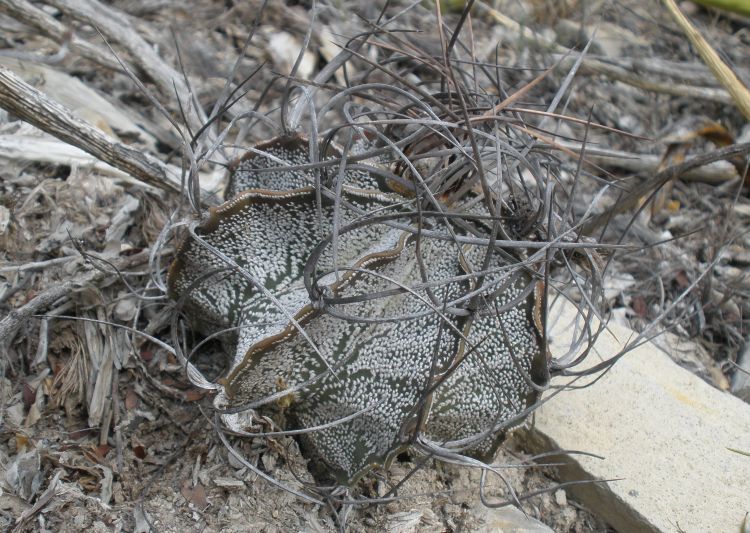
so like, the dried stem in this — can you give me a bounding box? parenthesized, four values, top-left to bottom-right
(0, 66, 182, 194)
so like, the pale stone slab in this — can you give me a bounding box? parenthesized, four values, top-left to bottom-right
(524, 305, 750, 532)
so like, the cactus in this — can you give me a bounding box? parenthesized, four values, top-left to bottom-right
(168, 134, 550, 484)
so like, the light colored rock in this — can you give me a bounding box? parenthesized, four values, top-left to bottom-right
(525, 304, 750, 533)
(732, 341, 750, 403)
(472, 504, 554, 533)
(267, 31, 316, 81)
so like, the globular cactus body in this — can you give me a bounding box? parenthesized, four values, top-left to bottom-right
(168, 134, 549, 484)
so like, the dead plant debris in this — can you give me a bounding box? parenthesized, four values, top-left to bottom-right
(0, 1, 748, 532)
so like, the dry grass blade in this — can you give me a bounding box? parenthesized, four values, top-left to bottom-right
(661, 0, 750, 120)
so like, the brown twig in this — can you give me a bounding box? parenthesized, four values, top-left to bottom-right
(0, 66, 182, 194)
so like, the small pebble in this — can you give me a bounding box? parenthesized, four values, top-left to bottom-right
(678, 1, 699, 15)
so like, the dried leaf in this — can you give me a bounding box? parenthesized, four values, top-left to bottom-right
(674, 270, 691, 289)
(139, 348, 154, 362)
(97, 444, 111, 459)
(5, 449, 42, 501)
(79, 475, 99, 492)
(24, 402, 42, 427)
(182, 389, 206, 402)
(133, 445, 146, 460)
(181, 480, 208, 508)
(631, 295, 648, 318)
(15, 434, 31, 453)
(125, 388, 138, 410)
(22, 383, 36, 410)
(5, 402, 25, 428)
(24, 379, 46, 428)
(83, 316, 114, 427)
(105, 194, 139, 243)
(385, 510, 423, 533)
(82, 444, 111, 464)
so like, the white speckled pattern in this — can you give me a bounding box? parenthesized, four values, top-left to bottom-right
(168, 135, 549, 483)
